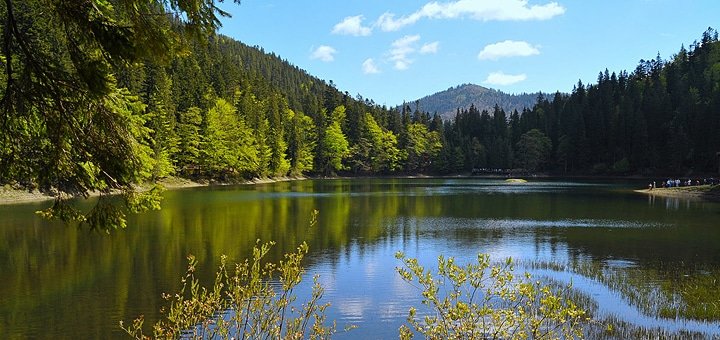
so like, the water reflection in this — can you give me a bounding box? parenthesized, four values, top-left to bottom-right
(533, 269, 720, 337)
(1, 178, 719, 338)
(645, 192, 716, 212)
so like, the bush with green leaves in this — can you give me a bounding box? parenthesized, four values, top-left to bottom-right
(395, 252, 588, 340)
(122, 244, 590, 339)
(121, 240, 335, 339)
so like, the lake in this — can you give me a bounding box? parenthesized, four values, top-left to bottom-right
(2, 178, 720, 338)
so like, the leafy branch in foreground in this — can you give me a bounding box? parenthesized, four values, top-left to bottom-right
(121, 240, 335, 339)
(395, 252, 589, 340)
(35, 185, 165, 232)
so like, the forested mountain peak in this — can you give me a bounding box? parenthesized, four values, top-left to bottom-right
(408, 83, 543, 120)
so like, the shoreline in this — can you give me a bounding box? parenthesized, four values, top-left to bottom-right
(633, 185, 720, 202)
(3, 175, 719, 205)
(0, 175, 306, 206)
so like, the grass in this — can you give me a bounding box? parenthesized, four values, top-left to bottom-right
(524, 260, 720, 317)
(522, 260, 720, 338)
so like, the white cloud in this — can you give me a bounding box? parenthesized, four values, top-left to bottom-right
(332, 15, 372, 36)
(389, 35, 421, 70)
(394, 60, 410, 70)
(478, 40, 540, 60)
(377, 12, 423, 32)
(362, 58, 380, 74)
(483, 71, 527, 86)
(376, 0, 565, 31)
(420, 41, 440, 54)
(310, 45, 337, 62)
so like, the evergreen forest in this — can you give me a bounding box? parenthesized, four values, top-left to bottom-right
(409, 83, 541, 121)
(2, 0, 720, 206)
(445, 29, 720, 176)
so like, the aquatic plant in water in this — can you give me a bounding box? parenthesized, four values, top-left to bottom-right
(524, 260, 720, 338)
(527, 260, 720, 321)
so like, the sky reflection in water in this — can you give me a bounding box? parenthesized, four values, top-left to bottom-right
(2, 178, 720, 338)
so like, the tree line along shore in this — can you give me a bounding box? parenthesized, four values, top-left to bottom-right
(2, 2, 719, 227)
(3, 175, 719, 206)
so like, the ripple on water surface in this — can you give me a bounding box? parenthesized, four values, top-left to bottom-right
(412, 216, 669, 231)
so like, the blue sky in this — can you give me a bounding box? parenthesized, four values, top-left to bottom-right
(217, 0, 719, 107)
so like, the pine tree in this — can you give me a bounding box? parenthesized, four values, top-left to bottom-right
(287, 110, 316, 175)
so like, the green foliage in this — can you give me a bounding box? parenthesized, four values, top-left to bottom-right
(119, 240, 590, 339)
(350, 113, 402, 173)
(395, 252, 588, 340)
(315, 106, 351, 175)
(321, 122, 350, 174)
(35, 185, 165, 232)
(287, 110, 316, 175)
(0, 0, 239, 191)
(143, 65, 179, 180)
(515, 129, 552, 171)
(8, 0, 718, 232)
(125, 185, 165, 214)
(200, 98, 258, 177)
(175, 107, 203, 170)
(1, 0, 453, 201)
(84, 196, 129, 231)
(329, 105, 347, 124)
(443, 28, 720, 175)
(105, 87, 157, 183)
(266, 101, 292, 177)
(406, 123, 442, 172)
(412, 84, 541, 121)
(35, 198, 87, 224)
(121, 240, 336, 339)
(255, 117, 274, 177)
(0, 0, 238, 228)
(269, 128, 292, 177)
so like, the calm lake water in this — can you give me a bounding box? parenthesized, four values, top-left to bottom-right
(2, 178, 720, 339)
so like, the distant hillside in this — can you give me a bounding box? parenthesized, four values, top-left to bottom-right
(408, 84, 543, 120)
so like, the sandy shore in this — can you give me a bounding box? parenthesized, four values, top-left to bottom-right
(0, 186, 55, 205)
(0, 176, 306, 205)
(633, 185, 720, 201)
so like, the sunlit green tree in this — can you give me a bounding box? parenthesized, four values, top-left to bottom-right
(350, 113, 402, 173)
(287, 110, 316, 175)
(0, 0, 240, 229)
(406, 123, 442, 172)
(200, 98, 258, 177)
(317, 106, 350, 175)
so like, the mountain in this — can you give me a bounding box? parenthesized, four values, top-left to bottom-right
(438, 27, 720, 175)
(407, 84, 543, 120)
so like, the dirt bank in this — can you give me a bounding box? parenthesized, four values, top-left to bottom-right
(0, 176, 306, 205)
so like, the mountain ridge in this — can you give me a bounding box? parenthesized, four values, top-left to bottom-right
(405, 83, 545, 119)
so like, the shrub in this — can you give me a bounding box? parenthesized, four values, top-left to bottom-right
(395, 252, 588, 340)
(120, 240, 335, 339)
